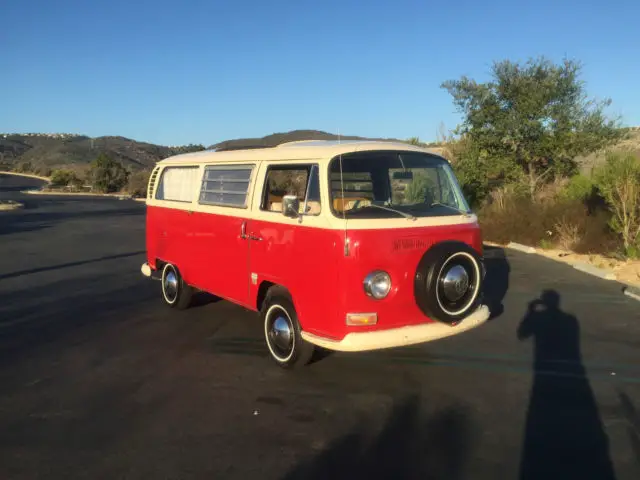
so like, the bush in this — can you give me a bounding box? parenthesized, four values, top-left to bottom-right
(88, 153, 129, 193)
(127, 170, 151, 197)
(50, 169, 80, 187)
(593, 151, 640, 257)
(561, 174, 595, 202)
(478, 193, 619, 255)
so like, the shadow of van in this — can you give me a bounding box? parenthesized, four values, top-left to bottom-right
(482, 244, 510, 321)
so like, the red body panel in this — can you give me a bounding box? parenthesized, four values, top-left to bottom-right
(190, 211, 250, 307)
(333, 222, 483, 340)
(146, 205, 194, 279)
(246, 217, 341, 338)
(146, 204, 483, 342)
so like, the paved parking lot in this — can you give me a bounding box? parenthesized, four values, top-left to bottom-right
(1, 173, 639, 479)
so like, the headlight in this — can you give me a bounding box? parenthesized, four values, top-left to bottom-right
(363, 271, 391, 299)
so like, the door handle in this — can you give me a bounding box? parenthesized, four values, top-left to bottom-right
(240, 221, 248, 240)
(248, 234, 263, 241)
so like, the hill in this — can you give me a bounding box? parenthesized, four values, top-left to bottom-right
(0, 130, 413, 175)
(209, 129, 408, 151)
(0, 133, 205, 175)
(1, 127, 638, 177)
(576, 126, 640, 174)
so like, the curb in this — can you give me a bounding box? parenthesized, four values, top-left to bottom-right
(507, 242, 536, 254)
(572, 262, 617, 281)
(22, 190, 135, 200)
(623, 285, 640, 302)
(0, 171, 51, 182)
(498, 240, 640, 300)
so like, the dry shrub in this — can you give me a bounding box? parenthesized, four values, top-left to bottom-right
(533, 177, 569, 205)
(573, 209, 620, 255)
(554, 219, 580, 250)
(479, 194, 620, 255)
(489, 184, 522, 211)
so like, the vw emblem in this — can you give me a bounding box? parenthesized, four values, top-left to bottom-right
(453, 274, 469, 296)
(441, 264, 470, 302)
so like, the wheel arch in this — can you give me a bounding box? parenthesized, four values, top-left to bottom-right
(257, 281, 292, 312)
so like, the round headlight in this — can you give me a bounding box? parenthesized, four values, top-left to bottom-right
(364, 271, 391, 299)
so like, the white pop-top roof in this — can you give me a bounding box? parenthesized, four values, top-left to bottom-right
(157, 140, 446, 165)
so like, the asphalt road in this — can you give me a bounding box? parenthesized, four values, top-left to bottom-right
(1, 173, 639, 480)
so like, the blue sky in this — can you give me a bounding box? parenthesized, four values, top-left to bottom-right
(2, 0, 639, 146)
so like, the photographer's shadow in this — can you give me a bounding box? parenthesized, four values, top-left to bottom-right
(518, 289, 616, 480)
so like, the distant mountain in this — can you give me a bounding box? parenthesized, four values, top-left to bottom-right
(209, 129, 409, 151)
(2, 127, 636, 177)
(0, 133, 205, 175)
(0, 130, 420, 175)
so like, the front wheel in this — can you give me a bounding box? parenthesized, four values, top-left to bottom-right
(161, 263, 194, 310)
(262, 291, 314, 368)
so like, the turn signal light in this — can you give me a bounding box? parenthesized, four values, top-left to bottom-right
(346, 313, 378, 326)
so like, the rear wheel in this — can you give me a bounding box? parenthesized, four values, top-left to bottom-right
(262, 289, 314, 368)
(161, 263, 194, 310)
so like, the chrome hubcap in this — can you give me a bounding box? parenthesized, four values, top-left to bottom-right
(164, 269, 178, 301)
(441, 264, 470, 302)
(270, 315, 293, 352)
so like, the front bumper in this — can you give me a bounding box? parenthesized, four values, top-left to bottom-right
(301, 304, 490, 352)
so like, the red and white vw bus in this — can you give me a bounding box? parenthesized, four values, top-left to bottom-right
(141, 140, 490, 368)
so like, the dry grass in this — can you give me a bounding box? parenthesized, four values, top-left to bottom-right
(554, 219, 581, 251)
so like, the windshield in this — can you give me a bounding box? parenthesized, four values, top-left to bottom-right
(329, 150, 470, 219)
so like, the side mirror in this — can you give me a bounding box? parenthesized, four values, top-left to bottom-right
(282, 195, 300, 218)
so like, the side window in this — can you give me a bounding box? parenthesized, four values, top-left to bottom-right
(199, 164, 253, 208)
(261, 164, 321, 215)
(155, 166, 200, 202)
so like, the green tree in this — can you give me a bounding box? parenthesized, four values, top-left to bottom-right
(88, 153, 129, 193)
(593, 151, 640, 257)
(50, 169, 79, 187)
(441, 57, 624, 197)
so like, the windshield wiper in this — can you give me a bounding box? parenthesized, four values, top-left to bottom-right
(353, 203, 416, 220)
(430, 201, 471, 217)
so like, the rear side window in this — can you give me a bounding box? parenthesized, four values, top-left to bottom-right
(155, 166, 200, 202)
(199, 164, 254, 208)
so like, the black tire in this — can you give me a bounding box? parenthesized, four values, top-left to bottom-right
(262, 288, 314, 368)
(161, 263, 194, 310)
(414, 241, 483, 325)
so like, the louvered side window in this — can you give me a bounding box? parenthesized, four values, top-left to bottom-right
(199, 164, 254, 208)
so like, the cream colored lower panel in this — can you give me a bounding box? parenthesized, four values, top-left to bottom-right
(301, 304, 490, 352)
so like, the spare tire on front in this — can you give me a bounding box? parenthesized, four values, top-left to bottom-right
(414, 241, 483, 325)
